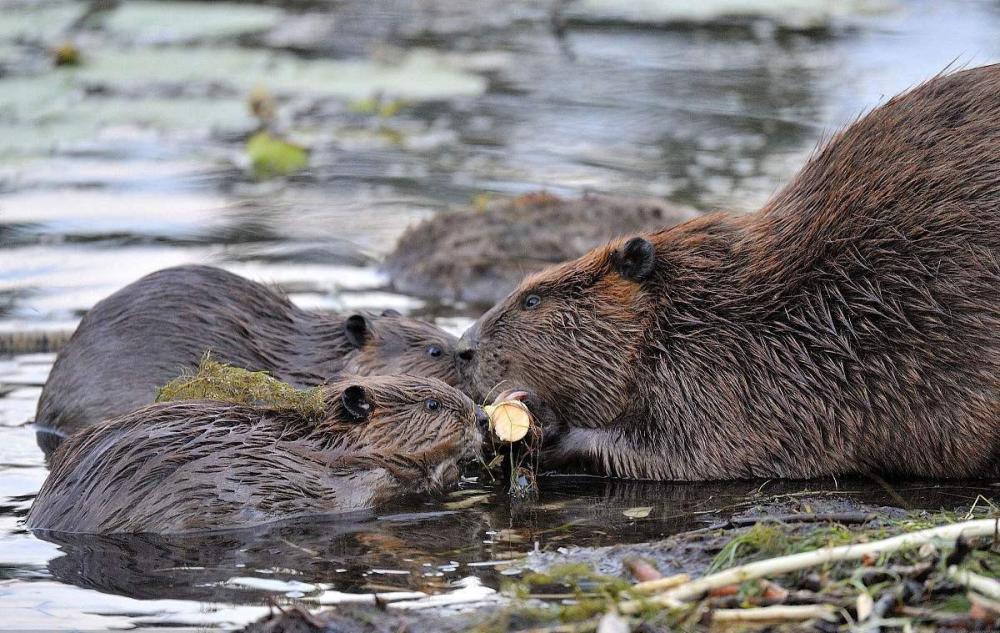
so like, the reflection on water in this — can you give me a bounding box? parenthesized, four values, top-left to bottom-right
(27, 477, 1000, 603)
(1, 0, 999, 629)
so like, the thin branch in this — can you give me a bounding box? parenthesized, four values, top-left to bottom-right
(711, 604, 836, 622)
(621, 518, 998, 612)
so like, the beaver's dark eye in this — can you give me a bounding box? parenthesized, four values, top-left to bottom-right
(425, 399, 440, 411)
(523, 294, 541, 310)
(427, 345, 442, 358)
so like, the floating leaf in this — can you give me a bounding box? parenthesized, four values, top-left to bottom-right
(246, 131, 308, 179)
(623, 506, 653, 519)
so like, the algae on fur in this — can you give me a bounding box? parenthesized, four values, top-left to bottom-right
(156, 355, 325, 418)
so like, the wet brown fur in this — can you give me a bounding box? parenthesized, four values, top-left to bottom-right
(461, 65, 1000, 480)
(28, 376, 481, 534)
(35, 265, 460, 452)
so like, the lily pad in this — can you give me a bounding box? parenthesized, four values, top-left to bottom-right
(0, 4, 84, 44)
(0, 72, 254, 157)
(71, 46, 487, 101)
(565, 0, 895, 30)
(103, 1, 284, 43)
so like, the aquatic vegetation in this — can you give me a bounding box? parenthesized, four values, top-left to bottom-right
(0, 4, 83, 43)
(156, 355, 325, 418)
(565, 0, 896, 30)
(102, 1, 284, 43)
(245, 132, 309, 179)
(349, 96, 409, 119)
(71, 47, 487, 102)
(51, 42, 80, 67)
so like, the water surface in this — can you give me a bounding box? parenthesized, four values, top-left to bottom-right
(1, 0, 999, 629)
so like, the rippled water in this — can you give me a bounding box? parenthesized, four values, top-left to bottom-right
(1, 0, 999, 629)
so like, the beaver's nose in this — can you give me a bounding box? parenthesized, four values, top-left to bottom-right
(456, 326, 479, 362)
(474, 406, 490, 433)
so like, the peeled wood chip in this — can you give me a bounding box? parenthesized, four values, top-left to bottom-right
(623, 557, 663, 583)
(856, 591, 874, 621)
(633, 573, 690, 594)
(443, 493, 492, 510)
(483, 401, 531, 442)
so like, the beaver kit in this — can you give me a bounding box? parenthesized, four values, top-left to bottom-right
(458, 64, 1000, 480)
(34, 264, 462, 454)
(27, 376, 487, 534)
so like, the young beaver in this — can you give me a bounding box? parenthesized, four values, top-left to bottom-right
(27, 376, 486, 533)
(35, 265, 460, 455)
(458, 65, 1000, 480)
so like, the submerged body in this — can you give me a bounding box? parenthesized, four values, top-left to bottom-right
(28, 376, 484, 533)
(35, 265, 460, 454)
(459, 65, 1000, 480)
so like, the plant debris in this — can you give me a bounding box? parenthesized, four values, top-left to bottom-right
(52, 42, 81, 66)
(487, 513, 1000, 633)
(156, 354, 325, 418)
(246, 131, 308, 179)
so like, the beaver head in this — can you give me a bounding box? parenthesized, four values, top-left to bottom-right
(28, 375, 490, 533)
(459, 235, 660, 432)
(340, 310, 461, 386)
(318, 374, 486, 493)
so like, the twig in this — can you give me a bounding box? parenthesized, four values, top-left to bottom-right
(711, 604, 836, 622)
(632, 573, 690, 594)
(727, 512, 876, 527)
(948, 566, 1000, 601)
(515, 622, 597, 633)
(621, 518, 998, 612)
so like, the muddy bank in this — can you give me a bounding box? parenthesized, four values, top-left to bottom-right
(384, 192, 698, 306)
(234, 492, 1000, 633)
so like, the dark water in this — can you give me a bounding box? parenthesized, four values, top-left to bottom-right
(1, 0, 999, 629)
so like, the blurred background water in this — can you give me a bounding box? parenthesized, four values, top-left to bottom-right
(1, 0, 998, 629)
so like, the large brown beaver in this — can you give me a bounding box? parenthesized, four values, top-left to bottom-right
(34, 265, 460, 455)
(27, 376, 486, 533)
(458, 65, 1000, 480)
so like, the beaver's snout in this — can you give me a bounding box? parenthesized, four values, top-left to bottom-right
(474, 406, 490, 433)
(456, 321, 480, 362)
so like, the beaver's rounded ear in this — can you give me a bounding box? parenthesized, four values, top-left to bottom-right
(380, 308, 401, 317)
(340, 385, 371, 422)
(344, 314, 369, 348)
(611, 237, 656, 282)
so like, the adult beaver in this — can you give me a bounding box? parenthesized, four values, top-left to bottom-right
(35, 265, 460, 455)
(458, 65, 1000, 480)
(28, 376, 486, 533)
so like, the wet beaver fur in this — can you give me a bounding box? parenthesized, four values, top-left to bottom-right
(27, 376, 486, 533)
(35, 265, 460, 455)
(385, 192, 697, 306)
(459, 65, 1000, 480)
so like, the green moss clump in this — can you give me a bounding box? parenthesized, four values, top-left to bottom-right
(156, 355, 325, 419)
(499, 563, 633, 627)
(246, 131, 308, 179)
